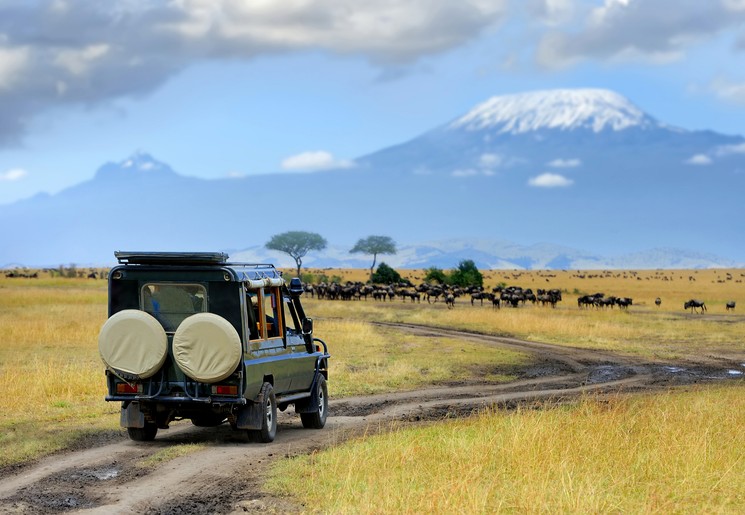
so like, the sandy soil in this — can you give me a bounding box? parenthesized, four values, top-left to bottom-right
(1, 322, 743, 514)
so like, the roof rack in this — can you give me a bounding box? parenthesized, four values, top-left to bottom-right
(114, 251, 229, 265)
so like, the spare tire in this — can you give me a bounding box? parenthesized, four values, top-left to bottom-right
(99, 309, 168, 379)
(172, 313, 242, 383)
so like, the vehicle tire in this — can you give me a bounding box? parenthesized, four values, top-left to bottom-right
(98, 310, 168, 379)
(172, 313, 242, 383)
(127, 422, 158, 442)
(248, 382, 277, 443)
(300, 375, 328, 429)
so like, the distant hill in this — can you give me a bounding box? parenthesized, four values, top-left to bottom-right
(2, 88, 744, 268)
(232, 240, 737, 271)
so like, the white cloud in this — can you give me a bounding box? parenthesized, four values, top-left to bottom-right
(709, 77, 745, 105)
(53, 44, 110, 76)
(715, 142, 745, 156)
(0, 1, 511, 147)
(451, 168, 479, 178)
(0, 168, 28, 181)
(281, 151, 355, 172)
(0, 47, 30, 91)
(528, 172, 573, 187)
(685, 154, 712, 165)
(451, 167, 497, 178)
(547, 158, 581, 168)
(479, 153, 503, 169)
(537, 0, 745, 68)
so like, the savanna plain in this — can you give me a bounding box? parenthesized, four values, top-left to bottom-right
(1, 267, 744, 513)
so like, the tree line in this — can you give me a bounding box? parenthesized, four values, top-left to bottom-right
(265, 230, 483, 287)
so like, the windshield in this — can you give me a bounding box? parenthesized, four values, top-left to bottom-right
(141, 283, 206, 331)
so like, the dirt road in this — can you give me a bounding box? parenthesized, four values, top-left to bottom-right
(1, 322, 743, 514)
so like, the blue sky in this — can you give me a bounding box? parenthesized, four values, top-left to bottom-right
(1, 0, 745, 205)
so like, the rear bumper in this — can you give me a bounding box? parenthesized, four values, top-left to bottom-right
(106, 394, 246, 404)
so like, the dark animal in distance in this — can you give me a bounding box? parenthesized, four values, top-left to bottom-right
(726, 301, 736, 311)
(655, 297, 661, 307)
(445, 293, 455, 309)
(684, 299, 707, 313)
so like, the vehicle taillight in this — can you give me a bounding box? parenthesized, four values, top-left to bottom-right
(116, 383, 142, 394)
(212, 385, 238, 395)
(316, 345, 321, 352)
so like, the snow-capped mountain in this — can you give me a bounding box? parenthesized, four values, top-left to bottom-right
(94, 152, 176, 180)
(1, 88, 743, 268)
(450, 89, 660, 134)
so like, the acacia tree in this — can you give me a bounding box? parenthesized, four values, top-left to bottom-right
(265, 231, 327, 278)
(350, 235, 397, 282)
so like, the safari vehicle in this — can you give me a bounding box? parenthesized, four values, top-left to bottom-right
(98, 251, 329, 443)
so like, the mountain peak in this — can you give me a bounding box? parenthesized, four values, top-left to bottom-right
(94, 151, 176, 180)
(450, 88, 661, 134)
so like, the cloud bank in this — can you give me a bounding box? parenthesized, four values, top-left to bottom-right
(281, 151, 354, 172)
(0, 0, 744, 148)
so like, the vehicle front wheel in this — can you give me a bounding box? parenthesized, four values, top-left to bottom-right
(300, 375, 328, 429)
(248, 382, 277, 443)
(127, 422, 158, 441)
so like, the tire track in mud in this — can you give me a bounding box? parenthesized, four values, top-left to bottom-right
(1, 323, 743, 514)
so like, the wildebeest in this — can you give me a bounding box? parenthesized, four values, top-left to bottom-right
(655, 297, 661, 307)
(726, 301, 736, 311)
(684, 299, 707, 313)
(445, 293, 455, 309)
(616, 297, 633, 309)
(471, 292, 492, 306)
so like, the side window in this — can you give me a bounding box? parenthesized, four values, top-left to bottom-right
(261, 287, 283, 339)
(247, 291, 261, 340)
(247, 287, 284, 340)
(141, 283, 206, 331)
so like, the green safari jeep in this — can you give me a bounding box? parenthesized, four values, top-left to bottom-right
(98, 251, 329, 442)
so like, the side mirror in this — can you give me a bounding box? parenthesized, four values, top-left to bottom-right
(301, 318, 313, 335)
(289, 277, 304, 297)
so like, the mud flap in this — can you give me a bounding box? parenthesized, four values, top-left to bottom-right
(295, 372, 321, 414)
(234, 402, 263, 430)
(121, 402, 145, 428)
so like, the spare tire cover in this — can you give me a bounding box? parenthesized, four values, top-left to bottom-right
(99, 309, 168, 379)
(172, 313, 242, 383)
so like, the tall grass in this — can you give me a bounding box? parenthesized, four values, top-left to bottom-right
(0, 279, 118, 467)
(320, 319, 529, 397)
(269, 384, 745, 513)
(304, 276, 745, 361)
(2, 269, 743, 472)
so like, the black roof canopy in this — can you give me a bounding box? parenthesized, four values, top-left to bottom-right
(115, 251, 229, 265)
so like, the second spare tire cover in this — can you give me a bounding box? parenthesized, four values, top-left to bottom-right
(172, 313, 242, 383)
(98, 309, 168, 379)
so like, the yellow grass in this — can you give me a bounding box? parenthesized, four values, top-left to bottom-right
(320, 319, 529, 397)
(302, 267, 745, 361)
(1, 267, 743, 474)
(269, 384, 745, 513)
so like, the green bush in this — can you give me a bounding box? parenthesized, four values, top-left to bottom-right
(424, 267, 447, 285)
(449, 260, 483, 288)
(371, 262, 401, 284)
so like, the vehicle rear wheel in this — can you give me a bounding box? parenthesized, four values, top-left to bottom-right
(127, 422, 158, 441)
(300, 375, 328, 429)
(248, 382, 277, 443)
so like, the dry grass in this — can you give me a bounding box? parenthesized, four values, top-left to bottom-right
(1, 267, 743, 473)
(269, 384, 745, 513)
(320, 319, 529, 397)
(0, 277, 116, 467)
(302, 267, 745, 361)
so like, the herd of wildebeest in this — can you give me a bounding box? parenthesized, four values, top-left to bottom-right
(302, 281, 736, 313)
(2, 268, 738, 313)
